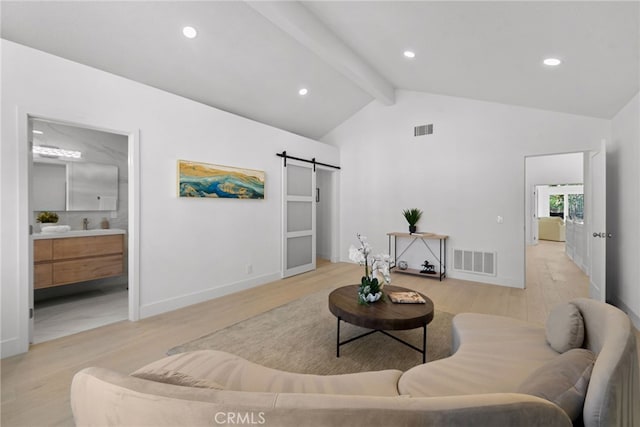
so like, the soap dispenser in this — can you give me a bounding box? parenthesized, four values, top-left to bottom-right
(100, 217, 110, 229)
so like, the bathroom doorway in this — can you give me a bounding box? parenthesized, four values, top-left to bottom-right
(28, 118, 136, 344)
(316, 167, 338, 265)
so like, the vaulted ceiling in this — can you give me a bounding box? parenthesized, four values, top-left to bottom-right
(2, 1, 638, 140)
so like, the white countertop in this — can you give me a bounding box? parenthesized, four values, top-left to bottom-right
(33, 228, 126, 240)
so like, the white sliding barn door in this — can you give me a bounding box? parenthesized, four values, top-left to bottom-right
(282, 159, 316, 277)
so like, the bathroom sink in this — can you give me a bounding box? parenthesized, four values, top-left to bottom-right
(34, 228, 126, 239)
(68, 229, 125, 236)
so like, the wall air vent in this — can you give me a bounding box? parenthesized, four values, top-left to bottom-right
(414, 124, 433, 137)
(452, 249, 496, 276)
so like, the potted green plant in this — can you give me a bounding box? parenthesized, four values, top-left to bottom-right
(402, 208, 423, 234)
(36, 211, 59, 226)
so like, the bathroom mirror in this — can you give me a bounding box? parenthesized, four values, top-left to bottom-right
(33, 160, 118, 211)
(33, 162, 66, 211)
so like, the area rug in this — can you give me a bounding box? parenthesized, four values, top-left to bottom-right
(168, 288, 454, 375)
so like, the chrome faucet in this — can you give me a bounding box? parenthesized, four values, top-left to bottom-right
(82, 218, 89, 230)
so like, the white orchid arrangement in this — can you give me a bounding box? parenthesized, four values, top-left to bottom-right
(349, 234, 391, 304)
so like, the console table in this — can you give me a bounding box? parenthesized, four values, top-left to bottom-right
(387, 232, 448, 281)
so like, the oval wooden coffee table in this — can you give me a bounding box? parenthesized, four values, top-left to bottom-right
(328, 285, 434, 363)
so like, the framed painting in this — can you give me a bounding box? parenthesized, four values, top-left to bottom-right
(178, 160, 265, 199)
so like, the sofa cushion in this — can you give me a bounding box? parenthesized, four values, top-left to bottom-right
(518, 348, 595, 421)
(72, 367, 575, 427)
(132, 369, 225, 390)
(538, 217, 566, 241)
(132, 350, 402, 396)
(399, 313, 559, 397)
(546, 303, 584, 353)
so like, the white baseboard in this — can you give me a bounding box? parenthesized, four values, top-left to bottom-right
(337, 256, 524, 288)
(566, 251, 588, 275)
(1, 337, 23, 359)
(589, 282, 602, 302)
(139, 271, 281, 319)
(446, 271, 524, 289)
(610, 297, 640, 330)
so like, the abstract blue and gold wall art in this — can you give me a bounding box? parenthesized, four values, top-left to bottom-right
(178, 160, 265, 199)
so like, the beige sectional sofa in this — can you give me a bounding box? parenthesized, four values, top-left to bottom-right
(539, 216, 567, 241)
(71, 298, 639, 426)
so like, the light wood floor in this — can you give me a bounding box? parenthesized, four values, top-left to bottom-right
(2, 241, 638, 426)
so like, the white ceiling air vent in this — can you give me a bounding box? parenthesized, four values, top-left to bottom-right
(414, 124, 433, 137)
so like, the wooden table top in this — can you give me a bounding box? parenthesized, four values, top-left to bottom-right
(328, 285, 434, 331)
(387, 232, 449, 239)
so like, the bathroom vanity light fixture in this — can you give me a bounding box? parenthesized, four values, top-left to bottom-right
(33, 145, 82, 159)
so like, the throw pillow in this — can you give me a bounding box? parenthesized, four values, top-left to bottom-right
(517, 348, 595, 421)
(546, 302, 585, 353)
(132, 369, 225, 390)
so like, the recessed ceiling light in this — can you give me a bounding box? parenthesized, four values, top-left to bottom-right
(403, 50, 416, 59)
(32, 130, 43, 135)
(543, 58, 562, 66)
(182, 26, 197, 39)
(298, 88, 308, 96)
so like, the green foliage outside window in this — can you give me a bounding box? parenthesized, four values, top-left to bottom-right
(549, 194, 564, 214)
(568, 194, 584, 220)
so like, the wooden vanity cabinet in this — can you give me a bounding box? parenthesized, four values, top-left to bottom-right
(34, 240, 54, 288)
(34, 234, 124, 289)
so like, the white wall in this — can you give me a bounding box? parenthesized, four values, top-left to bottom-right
(322, 90, 610, 288)
(1, 40, 339, 357)
(607, 92, 640, 328)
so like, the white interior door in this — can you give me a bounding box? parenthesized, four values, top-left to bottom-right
(589, 140, 607, 302)
(28, 119, 35, 343)
(532, 186, 539, 244)
(282, 159, 316, 277)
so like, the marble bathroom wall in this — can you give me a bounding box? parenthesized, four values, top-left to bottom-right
(32, 119, 129, 232)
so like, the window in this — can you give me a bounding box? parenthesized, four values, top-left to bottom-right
(568, 194, 584, 220)
(549, 194, 565, 219)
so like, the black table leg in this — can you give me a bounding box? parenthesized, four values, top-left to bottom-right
(336, 316, 428, 363)
(336, 317, 341, 357)
(422, 324, 427, 363)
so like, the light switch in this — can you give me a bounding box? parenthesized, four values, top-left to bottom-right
(497, 216, 504, 224)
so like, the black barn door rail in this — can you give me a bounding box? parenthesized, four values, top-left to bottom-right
(277, 151, 341, 171)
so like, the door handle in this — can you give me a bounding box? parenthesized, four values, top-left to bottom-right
(592, 232, 611, 238)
